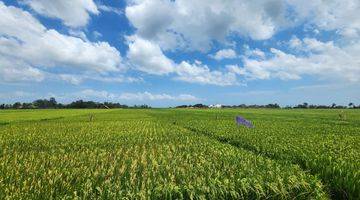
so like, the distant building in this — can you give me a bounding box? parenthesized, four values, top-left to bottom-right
(209, 104, 222, 108)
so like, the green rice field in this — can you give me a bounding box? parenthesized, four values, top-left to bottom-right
(0, 109, 359, 199)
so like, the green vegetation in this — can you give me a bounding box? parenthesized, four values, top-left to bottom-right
(0, 109, 359, 199)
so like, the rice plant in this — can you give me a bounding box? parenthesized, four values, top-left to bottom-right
(1, 108, 359, 199)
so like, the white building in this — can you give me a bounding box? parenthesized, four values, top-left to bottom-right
(209, 104, 222, 108)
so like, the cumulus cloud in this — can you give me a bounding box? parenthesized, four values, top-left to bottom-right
(21, 0, 99, 27)
(79, 89, 117, 99)
(59, 74, 83, 85)
(127, 36, 175, 75)
(0, 2, 123, 82)
(127, 0, 360, 85)
(68, 30, 89, 41)
(125, 0, 293, 51)
(243, 46, 266, 59)
(226, 65, 247, 76)
(289, 0, 360, 39)
(0, 57, 45, 82)
(126, 0, 360, 52)
(288, 36, 302, 49)
(175, 61, 238, 86)
(0, 91, 35, 100)
(2, 0, 359, 89)
(241, 38, 360, 82)
(60, 89, 201, 102)
(59, 74, 142, 85)
(210, 49, 237, 60)
(126, 36, 239, 85)
(119, 91, 200, 101)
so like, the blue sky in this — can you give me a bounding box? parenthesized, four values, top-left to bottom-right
(0, 0, 359, 107)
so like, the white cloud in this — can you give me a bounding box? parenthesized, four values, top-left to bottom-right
(58, 74, 83, 85)
(59, 74, 142, 85)
(79, 89, 117, 99)
(93, 31, 103, 39)
(17, 30, 122, 72)
(0, 2, 45, 40)
(0, 91, 34, 99)
(118, 91, 200, 101)
(291, 83, 345, 91)
(241, 38, 360, 82)
(227, 90, 279, 97)
(175, 61, 238, 86)
(226, 65, 247, 76)
(0, 2, 123, 82)
(289, 36, 302, 49)
(127, 36, 175, 75)
(3, 0, 359, 88)
(252, 49, 266, 59)
(98, 4, 123, 15)
(126, 0, 290, 51)
(126, 0, 178, 50)
(91, 76, 142, 84)
(289, 0, 360, 39)
(244, 47, 266, 59)
(21, 0, 99, 27)
(126, 0, 360, 52)
(57, 89, 201, 102)
(226, 83, 360, 106)
(126, 36, 239, 86)
(0, 57, 45, 82)
(68, 30, 89, 41)
(210, 49, 237, 60)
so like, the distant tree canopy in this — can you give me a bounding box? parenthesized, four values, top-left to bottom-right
(292, 102, 349, 109)
(0, 98, 150, 109)
(222, 103, 280, 109)
(33, 97, 57, 109)
(0, 98, 359, 109)
(176, 103, 359, 109)
(176, 104, 208, 108)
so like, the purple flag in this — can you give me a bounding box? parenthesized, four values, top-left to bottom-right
(235, 116, 254, 128)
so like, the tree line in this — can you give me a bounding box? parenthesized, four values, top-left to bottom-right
(1, 98, 359, 109)
(0, 98, 151, 109)
(288, 102, 359, 109)
(176, 103, 360, 109)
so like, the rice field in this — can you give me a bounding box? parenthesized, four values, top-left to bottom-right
(0, 109, 359, 199)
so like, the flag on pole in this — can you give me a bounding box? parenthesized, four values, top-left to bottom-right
(235, 116, 254, 128)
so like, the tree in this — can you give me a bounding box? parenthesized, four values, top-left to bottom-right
(22, 103, 34, 109)
(193, 104, 208, 108)
(67, 100, 97, 109)
(49, 97, 57, 108)
(348, 102, 354, 108)
(265, 103, 280, 108)
(176, 105, 189, 108)
(303, 102, 308, 108)
(33, 99, 49, 108)
(294, 102, 308, 109)
(12, 102, 22, 109)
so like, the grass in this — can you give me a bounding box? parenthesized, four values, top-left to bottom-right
(0, 108, 359, 199)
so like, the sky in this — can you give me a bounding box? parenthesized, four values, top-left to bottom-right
(0, 0, 359, 107)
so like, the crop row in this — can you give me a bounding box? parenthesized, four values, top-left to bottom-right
(156, 109, 360, 199)
(0, 113, 327, 199)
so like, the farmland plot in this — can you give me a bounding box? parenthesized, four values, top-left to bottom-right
(1, 109, 359, 199)
(152, 109, 360, 199)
